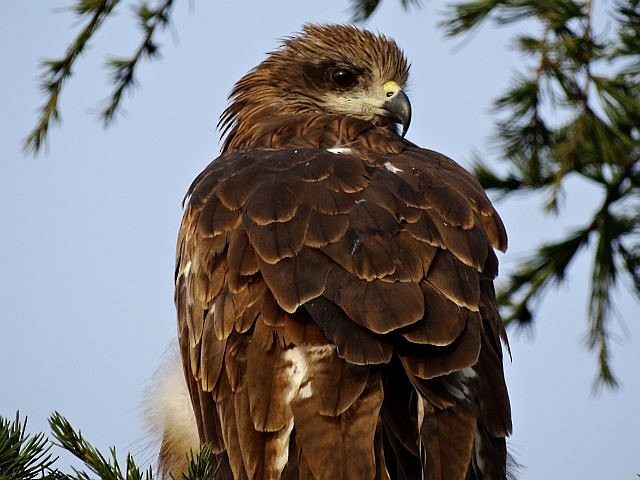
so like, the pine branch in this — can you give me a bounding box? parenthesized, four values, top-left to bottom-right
(616, 0, 640, 56)
(179, 444, 221, 480)
(472, 161, 527, 194)
(101, 0, 175, 125)
(588, 211, 618, 389)
(24, 0, 176, 154)
(349, 0, 381, 21)
(442, 0, 585, 37)
(440, 0, 506, 37)
(2, 412, 222, 480)
(497, 162, 639, 385)
(452, 0, 640, 386)
(23, 0, 121, 153)
(618, 243, 640, 298)
(49, 412, 221, 480)
(0, 413, 64, 480)
(498, 225, 592, 329)
(586, 167, 640, 389)
(49, 412, 154, 480)
(349, 0, 421, 22)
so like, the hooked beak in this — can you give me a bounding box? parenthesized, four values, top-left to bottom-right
(382, 83, 412, 137)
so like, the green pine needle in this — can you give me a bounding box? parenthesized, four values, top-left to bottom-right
(100, 0, 174, 126)
(349, 0, 421, 22)
(23, 0, 174, 153)
(49, 412, 154, 480)
(0, 413, 63, 480)
(1, 412, 222, 480)
(23, 0, 120, 154)
(444, 0, 640, 387)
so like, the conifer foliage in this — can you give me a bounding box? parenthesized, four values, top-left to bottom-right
(0, 413, 218, 480)
(441, 0, 640, 388)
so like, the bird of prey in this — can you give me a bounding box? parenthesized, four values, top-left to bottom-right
(161, 23, 512, 480)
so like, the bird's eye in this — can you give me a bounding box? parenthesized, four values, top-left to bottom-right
(330, 68, 358, 88)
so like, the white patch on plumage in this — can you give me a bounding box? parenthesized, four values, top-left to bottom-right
(417, 395, 425, 429)
(306, 344, 336, 362)
(460, 367, 477, 379)
(178, 260, 192, 281)
(299, 382, 313, 399)
(384, 161, 403, 173)
(327, 147, 353, 154)
(283, 347, 309, 402)
(283, 345, 335, 401)
(184, 260, 192, 275)
(266, 345, 335, 475)
(458, 367, 475, 396)
(271, 419, 295, 474)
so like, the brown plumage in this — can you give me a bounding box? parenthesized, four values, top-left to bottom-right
(168, 23, 512, 480)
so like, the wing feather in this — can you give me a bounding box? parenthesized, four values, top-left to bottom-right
(175, 143, 511, 479)
(426, 251, 481, 310)
(244, 206, 311, 264)
(400, 283, 468, 346)
(304, 296, 393, 365)
(398, 315, 482, 380)
(258, 248, 332, 313)
(290, 375, 383, 480)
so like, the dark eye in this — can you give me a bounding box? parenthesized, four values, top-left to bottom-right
(330, 68, 358, 88)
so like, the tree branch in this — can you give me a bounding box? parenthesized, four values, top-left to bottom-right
(349, 0, 421, 22)
(23, 0, 120, 153)
(101, 0, 175, 124)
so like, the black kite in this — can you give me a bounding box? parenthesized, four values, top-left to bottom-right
(163, 24, 512, 480)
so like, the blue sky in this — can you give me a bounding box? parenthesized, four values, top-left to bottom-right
(1, 1, 638, 478)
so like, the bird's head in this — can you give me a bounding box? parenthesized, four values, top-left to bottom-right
(220, 24, 412, 148)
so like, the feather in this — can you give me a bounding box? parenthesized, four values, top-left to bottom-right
(304, 296, 393, 365)
(219, 392, 249, 480)
(309, 353, 370, 416)
(200, 321, 226, 391)
(323, 266, 424, 334)
(304, 210, 350, 247)
(425, 250, 481, 310)
(282, 310, 328, 346)
(421, 402, 476, 480)
(246, 318, 294, 432)
(300, 182, 358, 214)
(245, 178, 302, 225)
(401, 282, 469, 346)
(391, 231, 430, 281)
(198, 197, 242, 235)
(244, 206, 311, 264)
(399, 316, 482, 380)
(214, 166, 260, 211)
(321, 230, 398, 281)
(226, 229, 259, 291)
(258, 248, 332, 313)
(290, 376, 383, 480)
